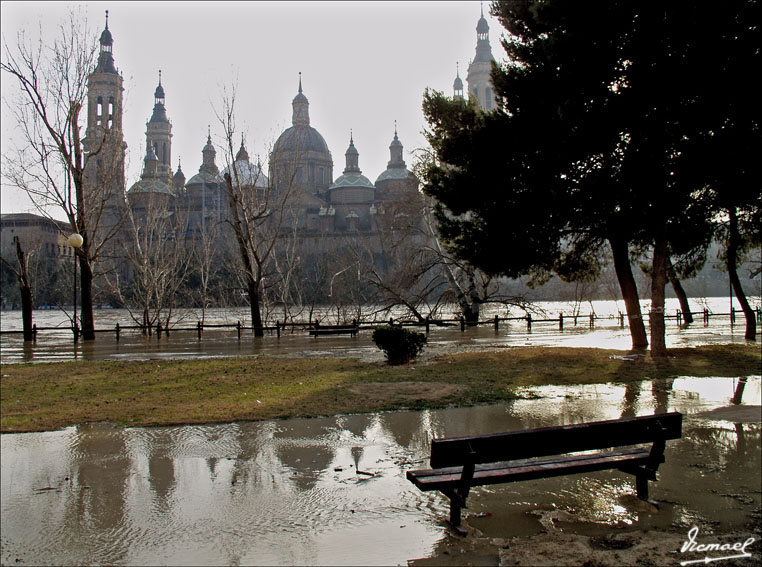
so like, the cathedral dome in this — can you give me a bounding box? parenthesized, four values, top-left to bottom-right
(273, 125, 330, 155)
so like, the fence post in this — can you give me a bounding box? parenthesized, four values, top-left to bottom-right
(526, 313, 532, 331)
(676, 310, 682, 325)
(276, 320, 281, 338)
(495, 315, 500, 331)
(389, 317, 394, 327)
(197, 321, 202, 339)
(730, 307, 735, 325)
(589, 313, 594, 328)
(156, 321, 162, 339)
(33, 323, 38, 342)
(237, 320, 241, 340)
(460, 316, 465, 332)
(559, 313, 564, 330)
(619, 312, 624, 328)
(704, 309, 709, 325)
(425, 316, 430, 333)
(116, 322, 120, 342)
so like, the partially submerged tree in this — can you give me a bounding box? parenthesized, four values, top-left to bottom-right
(215, 82, 297, 336)
(2, 10, 126, 340)
(0, 237, 35, 341)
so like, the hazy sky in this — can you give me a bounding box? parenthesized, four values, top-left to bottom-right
(1, 1, 502, 219)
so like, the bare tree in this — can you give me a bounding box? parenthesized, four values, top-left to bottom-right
(214, 83, 298, 336)
(2, 10, 124, 340)
(106, 191, 192, 332)
(0, 237, 34, 341)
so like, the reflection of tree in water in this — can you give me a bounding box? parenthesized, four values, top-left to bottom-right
(68, 424, 131, 563)
(275, 419, 337, 491)
(146, 429, 177, 515)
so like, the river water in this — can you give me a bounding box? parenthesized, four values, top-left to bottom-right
(1, 297, 759, 364)
(1, 297, 760, 565)
(1, 377, 760, 566)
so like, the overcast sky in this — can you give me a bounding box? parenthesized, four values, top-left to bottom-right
(1, 1, 502, 219)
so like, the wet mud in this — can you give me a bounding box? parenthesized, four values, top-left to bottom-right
(2, 376, 760, 566)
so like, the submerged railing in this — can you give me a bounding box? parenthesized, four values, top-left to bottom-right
(2, 307, 760, 343)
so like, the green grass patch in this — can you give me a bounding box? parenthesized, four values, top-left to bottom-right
(1, 344, 759, 432)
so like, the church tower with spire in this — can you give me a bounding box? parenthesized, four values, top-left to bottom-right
(466, 4, 496, 110)
(145, 71, 173, 188)
(83, 10, 127, 242)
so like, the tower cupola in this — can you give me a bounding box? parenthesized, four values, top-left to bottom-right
(94, 10, 117, 74)
(453, 62, 464, 99)
(292, 72, 310, 126)
(343, 132, 360, 174)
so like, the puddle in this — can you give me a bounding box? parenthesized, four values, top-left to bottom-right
(1, 376, 760, 565)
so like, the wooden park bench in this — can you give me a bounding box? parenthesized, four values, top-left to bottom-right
(407, 412, 682, 529)
(308, 324, 359, 337)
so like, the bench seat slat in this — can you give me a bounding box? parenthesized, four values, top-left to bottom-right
(407, 447, 650, 491)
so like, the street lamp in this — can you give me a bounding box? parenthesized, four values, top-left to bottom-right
(68, 233, 83, 343)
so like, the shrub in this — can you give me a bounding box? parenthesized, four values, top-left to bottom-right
(371, 325, 427, 365)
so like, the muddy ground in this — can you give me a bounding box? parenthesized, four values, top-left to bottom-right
(414, 403, 761, 567)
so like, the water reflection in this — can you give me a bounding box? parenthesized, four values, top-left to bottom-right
(2, 376, 760, 565)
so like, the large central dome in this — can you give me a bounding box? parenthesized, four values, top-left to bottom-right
(270, 75, 333, 197)
(272, 124, 330, 155)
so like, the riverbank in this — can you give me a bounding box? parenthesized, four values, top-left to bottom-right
(2, 344, 759, 433)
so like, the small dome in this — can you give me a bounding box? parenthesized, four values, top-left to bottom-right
(453, 74, 463, 91)
(173, 167, 185, 182)
(329, 173, 374, 191)
(154, 83, 165, 100)
(477, 15, 489, 33)
(375, 168, 414, 184)
(186, 171, 218, 186)
(128, 179, 173, 196)
(219, 159, 269, 188)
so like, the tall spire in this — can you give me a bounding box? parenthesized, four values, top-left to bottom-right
(453, 62, 464, 98)
(292, 72, 310, 126)
(343, 131, 360, 174)
(474, 4, 492, 63)
(387, 123, 405, 169)
(95, 10, 117, 74)
(150, 70, 168, 123)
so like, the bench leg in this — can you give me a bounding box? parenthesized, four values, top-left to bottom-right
(449, 500, 462, 527)
(636, 474, 649, 500)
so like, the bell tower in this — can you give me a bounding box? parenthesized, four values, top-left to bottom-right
(146, 70, 173, 187)
(82, 10, 127, 242)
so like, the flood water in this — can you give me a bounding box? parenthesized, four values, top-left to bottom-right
(1, 297, 759, 364)
(2, 376, 760, 566)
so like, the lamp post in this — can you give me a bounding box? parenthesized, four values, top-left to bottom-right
(68, 233, 83, 343)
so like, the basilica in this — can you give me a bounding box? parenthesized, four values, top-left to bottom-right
(82, 8, 495, 249)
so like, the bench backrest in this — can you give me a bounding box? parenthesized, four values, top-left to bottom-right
(429, 412, 682, 468)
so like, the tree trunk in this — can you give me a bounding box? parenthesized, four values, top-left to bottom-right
(14, 238, 34, 342)
(727, 208, 756, 340)
(667, 258, 693, 324)
(609, 237, 648, 350)
(79, 252, 96, 341)
(249, 278, 264, 337)
(650, 238, 669, 358)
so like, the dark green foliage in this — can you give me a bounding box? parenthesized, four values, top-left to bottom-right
(371, 325, 427, 365)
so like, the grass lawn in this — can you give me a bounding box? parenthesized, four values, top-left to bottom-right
(1, 344, 760, 433)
